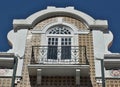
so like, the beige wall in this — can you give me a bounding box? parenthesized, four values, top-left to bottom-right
(13, 16, 120, 87)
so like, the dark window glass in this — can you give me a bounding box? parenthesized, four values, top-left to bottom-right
(47, 38, 58, 59)
(47, 46, 57, 59)
(61, 46, 71, 59)
(61, 38, 71, 59)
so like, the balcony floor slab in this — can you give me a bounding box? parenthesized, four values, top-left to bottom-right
(28, 64, 89, 76)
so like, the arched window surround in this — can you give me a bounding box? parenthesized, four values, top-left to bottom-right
(40, 22, 79, 47)
(47, 25, 72, 35)
(40, 22, 78, 34)
(38, 22, 79, 63)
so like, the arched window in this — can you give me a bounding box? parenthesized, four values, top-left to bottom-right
(47, 25, 72, 60)
(49, 25, 71, 34)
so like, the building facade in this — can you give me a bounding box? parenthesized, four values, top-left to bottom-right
(0, 6, 120, 87)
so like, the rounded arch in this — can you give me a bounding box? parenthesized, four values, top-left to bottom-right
(41, 22, 79, 34)
(47, 25, 72, 35)
(27, 7, 95, 27)
(13, 7, 95, 31)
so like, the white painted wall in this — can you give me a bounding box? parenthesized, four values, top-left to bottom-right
(92, 30, 114, 78)
(94, 60, 102, 77)
(92, 30, 105, 59)
(7, 29, 28, 57)
(7, 29, 28, 77)
(92, 30, 105, 78)
(104, 31, 113, 53)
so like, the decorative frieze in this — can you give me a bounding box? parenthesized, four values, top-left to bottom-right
(0, 69, 13, 76)
(110, 70, 120, 78)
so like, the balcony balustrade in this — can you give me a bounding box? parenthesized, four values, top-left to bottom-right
(31, 46, 88, 64)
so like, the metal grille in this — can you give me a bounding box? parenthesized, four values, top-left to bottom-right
(31, 46, 88, 64)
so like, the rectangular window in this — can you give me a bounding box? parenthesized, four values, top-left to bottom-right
(47, 37, 71, 60)
(61, 46, 71, 59)
(61, 38, 71, 59)
(47, 46, 57, 59)
(47, 38, 58, 59)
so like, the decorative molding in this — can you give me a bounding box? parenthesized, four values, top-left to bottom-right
(0, 69, 9, 75)
(13, 6, 95, 31)
(0, 69, 13, 76)
(110, 70, 120, 77)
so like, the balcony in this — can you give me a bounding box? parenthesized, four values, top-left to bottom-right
(31, 46, 88, 65)
(29, 46, 89, 85)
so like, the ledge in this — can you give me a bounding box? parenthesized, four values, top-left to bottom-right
(104, 53, 120, 58)
(0, 53, 14, 69)
(28, 64, 89, 76)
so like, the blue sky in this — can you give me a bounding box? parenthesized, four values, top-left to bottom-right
(0, 0, 120, 52)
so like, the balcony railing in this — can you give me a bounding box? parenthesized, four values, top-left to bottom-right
(31, 46, 88, 64)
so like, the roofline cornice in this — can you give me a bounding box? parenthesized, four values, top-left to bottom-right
(13, 6, 108, 32)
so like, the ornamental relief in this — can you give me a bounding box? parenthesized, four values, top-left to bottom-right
(110, 70, 120, 77)
(0, 69, 8, 75)
(0, 69, 13, 76)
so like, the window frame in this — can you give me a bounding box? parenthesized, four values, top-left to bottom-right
(39, 23, 80, 64)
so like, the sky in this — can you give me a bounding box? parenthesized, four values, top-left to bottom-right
(0, 0, 120, 53)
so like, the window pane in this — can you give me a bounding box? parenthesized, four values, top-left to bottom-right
(55, 38, 58, 41)
(61, 46, 71, 59)
(47, 38, 58, 60)
(48, 25, 71, 34)
(65, 42, 67, 45)
(69, 42, 71, 45)
(69, 38, 71, 41)
(65, 38, 67, 41)
(48, 38, 51, 41)
(62, 38, 64, 41)
(47, 46, 57, 59)
(52, 42, 54, 45)
(55, 42, 58, 45)
(52, 38, 54, 41)
(48, 42, 50, 45)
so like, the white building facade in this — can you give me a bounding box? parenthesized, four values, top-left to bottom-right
(0, 6, 120, 87)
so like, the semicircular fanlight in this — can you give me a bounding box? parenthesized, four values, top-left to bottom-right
(49, 25, 71, 34)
